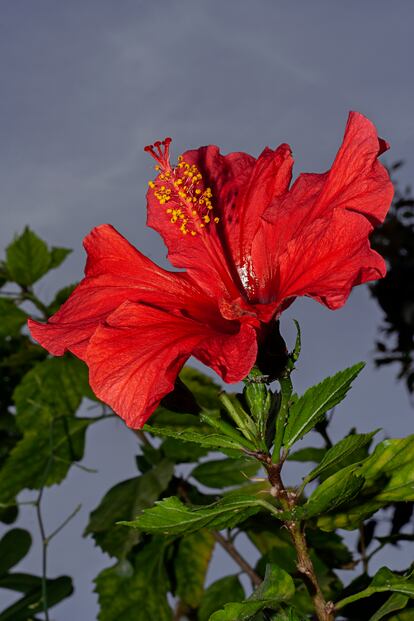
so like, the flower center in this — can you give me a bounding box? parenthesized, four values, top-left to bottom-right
(145, 138, 219, 237)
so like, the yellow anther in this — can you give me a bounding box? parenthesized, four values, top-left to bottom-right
(195, 189, 201, 194)
(214, 217, 220, 223)
(203, 215, 210, 223)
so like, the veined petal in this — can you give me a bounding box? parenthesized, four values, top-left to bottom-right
(86, 301, 258, 427)
(28, 224, 213, 359)
(275, 209, 386, 309)
(253, 111, 393, 308)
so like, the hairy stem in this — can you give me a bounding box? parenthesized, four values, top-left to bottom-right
(213, 531, 262, 587)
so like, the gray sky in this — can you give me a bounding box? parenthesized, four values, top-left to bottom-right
(1, 1, 414, 618)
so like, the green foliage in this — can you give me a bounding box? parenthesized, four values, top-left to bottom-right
(0, 357, 95, 505)
(209, 564, 295, 620)
(174, 529, 215, 608)
(94, 539, 172, 621)
(303, 431, 377, 484)
(0, 299, 28, 338)
(0, 529, 31, 574)
(318, 435, 414, 530)
(6, 227, 71, 286)
(85, 459, 174, 558)
(198, 576, 245, 621)
(191, 457, 260, 488)
(2, 227, 414, 620)
(0, 575, 73, 621)
(336, 567, 414, 609)
(122, 495, 281, 536)
(283, 363, 365, 448)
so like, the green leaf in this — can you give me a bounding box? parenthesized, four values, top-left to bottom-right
(175, 529, 215, 608)
(0, 357, 94, 504)
(209, 564, 295, 620)
(49, 246, 72, 269)
(94, 540, 172, 621)
(85, 459, 174, 558)
(0, 530, 31, 575)
(0, 417, 92, 505)
(269, 608, 303, 621)
(13, 356, 94, 430)
(6, 227, 52, 286)
(0, 299, 28, 338)
(304, 466, 365, 518)
(287, 448, 326, 463)
(144, 425, 251, 454)
(304, 431, 377, 484)
(0, 572, 42, 593)
(336, 568, 414, 610)
(0, 575, 73, 621)
(219, 393, 259, 445)
(191, 458, 260, 488)
(161, 437, 208, 462)
(283, 362, 365, 448)
(199, 576, 244, 621)
(318, 435, 414, 530)
(121, 495, 282, 536)
(369, 592, 410, 621)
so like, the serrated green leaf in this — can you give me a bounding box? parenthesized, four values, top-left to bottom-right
(175, 529, 215, 608)
(84, 459, 174, 558)
(336, 567, 414, 610)
(209, 564, 295, 620)
(304, 432, 377, 484)
(0, 529, 31, 575)
(199, 576, 245, 621)
(0, 299, 28, 338)
(0, 575, 73, 621)
(191, 458, 260, 488)
(49, 246, 72, 269)
(143, 425, 249, 454)
(94, 540, 172, 621)
(283, 363, 365, 448)
(121, 495, 283, 536)
(318, 435, 414, 530)
(304, 466, 365, 518)
(6, 227, 52, 286)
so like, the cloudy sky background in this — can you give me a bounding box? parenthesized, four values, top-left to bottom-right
(1, 1, 414, 618)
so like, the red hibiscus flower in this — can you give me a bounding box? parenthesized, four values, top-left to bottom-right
(28, 112, 393, 428)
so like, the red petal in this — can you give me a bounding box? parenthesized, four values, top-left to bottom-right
(28, 224, 212, 359)
(252, 111, 393, 310)
(86, 301, 257, 427)
(146, 144, 293, 301)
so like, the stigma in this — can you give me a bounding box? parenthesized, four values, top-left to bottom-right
(145, 138, 219, 236)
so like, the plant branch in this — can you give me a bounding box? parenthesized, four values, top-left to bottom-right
(213, 530, 262, 587)
(265, 460, 335, 621)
